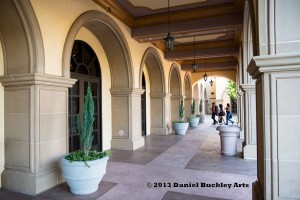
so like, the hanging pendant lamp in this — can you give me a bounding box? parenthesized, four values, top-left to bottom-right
(210, 71, 213, 86)
(203, 60, 208, 81)
(191, 37, 198, 72)
(163, 0, 175, 52)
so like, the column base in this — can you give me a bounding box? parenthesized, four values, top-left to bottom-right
(1, 167, 63, 195)
(151, 127, 170, 135)
(243, 144, 257, 159)
(252, 181, 264, 200)
(111, 136, 145, 150)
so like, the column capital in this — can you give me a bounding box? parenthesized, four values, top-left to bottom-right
(248, 53, 300, 79)
(110, 88, 144, 96)
(171, 94, 184, 99)
(150, 92, 171, 98)
(237, 90, 244, 97)
(240, 84, 255, 92)
(0, 73, 76, 88)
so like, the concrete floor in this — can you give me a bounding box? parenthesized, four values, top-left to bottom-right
(0, 117, 257, 200)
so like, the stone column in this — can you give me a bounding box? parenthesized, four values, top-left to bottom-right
(249, 54, 300, 199)
(237, 90, 244, 139)
(195, 98, 200, 114)
(170, 95, 182, 122)
(184, 97, 192, 119)
(0, 74, 76, 195)
(240, 84, 256, 159)
(110, 88, 145, 150)
(150, 92, 171, 135)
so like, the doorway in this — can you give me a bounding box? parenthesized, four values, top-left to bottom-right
(68, 40, 102, 152)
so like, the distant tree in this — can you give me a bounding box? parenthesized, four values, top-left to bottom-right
(226, 80, 237, 101)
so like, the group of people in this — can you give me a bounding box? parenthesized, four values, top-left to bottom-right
(210, 102, 234, 125)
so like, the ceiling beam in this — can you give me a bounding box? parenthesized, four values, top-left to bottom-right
(165, 45, 239, 60)
(132, 13, 243, 42)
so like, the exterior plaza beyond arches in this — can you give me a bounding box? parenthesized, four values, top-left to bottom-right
(0, 0, 300, 199)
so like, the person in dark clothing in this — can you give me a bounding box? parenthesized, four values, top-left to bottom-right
(210, 102, 218, 124)
(218, 104, 226, 124)
(225, 103, 234, 125)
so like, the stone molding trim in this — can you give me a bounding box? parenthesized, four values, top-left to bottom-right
(149, 92, 171, 98)
(240, 84, 255, 92)
(0, 73, 76, 88)
(110, 88, 144, 96)
(248, 53, 300, 79)
(171, 95, 185, 100)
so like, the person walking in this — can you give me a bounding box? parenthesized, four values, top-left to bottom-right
(225, 103, 234, 125)
(218, 104, 226, 124)
(210, 102, 218, 124)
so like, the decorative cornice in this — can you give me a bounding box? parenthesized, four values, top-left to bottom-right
(0, 73, 76, 88)
(110, 88, 144, 95)
(240, 84, 255, 92)
(248, 53, 300, 79)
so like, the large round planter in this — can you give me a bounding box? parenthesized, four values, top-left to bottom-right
(173, 122, 189, 135)
(189, 117, 200, 127)
(216, 125, 241, 156)
(60, 155, 109, 195)
(199, 113, 205, 123)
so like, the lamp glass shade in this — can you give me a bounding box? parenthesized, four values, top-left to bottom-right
(191, 62, 198, 72)
(203, 73, 208, 81)
(164, 33, 175, 52)
(210, 79, 213, 86)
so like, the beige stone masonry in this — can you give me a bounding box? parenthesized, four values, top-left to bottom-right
(110, 88, 145, 150)
(248, 53, 300, 200)
(0, 73, 76, 195)
(240, 84, 256, 159)
(150, 93, 172, 135)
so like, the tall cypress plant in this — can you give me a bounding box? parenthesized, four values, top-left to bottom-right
(65, 82, 108, 163)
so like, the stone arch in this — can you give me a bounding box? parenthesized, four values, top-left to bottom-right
(184, 72, 192, 117)
(62, 10, 133, 88)
(169, 64, 182, 96)
(169, 63, 183, 122)
(139, 47, 168, 135)
(0, 0, 45, 75)
(139, 47, 165, 93)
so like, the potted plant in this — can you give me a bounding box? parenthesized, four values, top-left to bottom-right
(172, 97, 189, 135)
(188, 98, 200, 127)
(60, 83, 109, 195)
(198, 98, 205, 123)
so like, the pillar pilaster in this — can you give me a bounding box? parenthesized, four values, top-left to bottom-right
(240, 84, 257, 159)
(0, 74, 76, 195)
(184, 96, 192, 119)
(110, 88, 145, 150)
(248, 54, 300, 199)
(150, 93, 172, 135)
(237, 90, 245, 139)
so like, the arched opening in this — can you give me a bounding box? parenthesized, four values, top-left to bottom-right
(184, 73, 192, 118)
(139, 48, 167, 135)
(169, 65, 182, 122)
(68, 40, 102, 152)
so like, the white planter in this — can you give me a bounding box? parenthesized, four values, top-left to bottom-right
(60, 155, 109, 195)
(189, 117, 200, 127)
(173, 122, 189, 135)
(216, 125, 242, 156)
(199, 113, 205, 123)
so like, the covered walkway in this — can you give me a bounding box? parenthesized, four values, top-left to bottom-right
(0, 118, 256, 200)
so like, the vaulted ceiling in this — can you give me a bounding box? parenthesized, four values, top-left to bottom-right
(92, 0, 245, 73)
